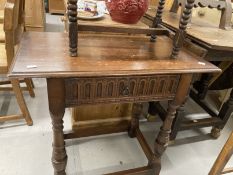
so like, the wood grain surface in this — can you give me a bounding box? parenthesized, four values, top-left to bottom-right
(146, 7, 233, 51)
(9, 32, 220, 78)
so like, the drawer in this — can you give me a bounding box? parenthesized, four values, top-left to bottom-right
(65, 75, 180, 106)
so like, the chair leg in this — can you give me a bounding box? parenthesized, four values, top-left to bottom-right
(28, 78, 35, 89)
(24, 78, 35, 97)
(11, 79, 33, 126)
(209, 131, 233, 175)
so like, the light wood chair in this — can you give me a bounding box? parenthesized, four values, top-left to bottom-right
(209, 128, 233, 175)
(0, 0, 33, 125)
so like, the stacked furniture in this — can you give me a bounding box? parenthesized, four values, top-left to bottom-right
(0, 0, 34, 125)
(145, 0, 233, 140)
(8, 0, 220, 175)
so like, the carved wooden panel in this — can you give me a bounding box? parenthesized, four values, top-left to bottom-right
(65, 75, 180, 107)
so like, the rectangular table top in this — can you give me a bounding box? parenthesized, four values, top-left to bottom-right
(145, 8, 233, 51)
(9, 32, 220, 78)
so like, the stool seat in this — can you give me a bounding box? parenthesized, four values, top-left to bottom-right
(0, 43, 7, 74)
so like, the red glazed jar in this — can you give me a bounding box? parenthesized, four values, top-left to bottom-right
(105, 0, 149, 24)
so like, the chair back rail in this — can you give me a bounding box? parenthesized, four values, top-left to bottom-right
(4, 0, 25, 71)
(170, 0, 233, 30)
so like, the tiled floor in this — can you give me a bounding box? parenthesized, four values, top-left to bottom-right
(0, 14, 233, 175)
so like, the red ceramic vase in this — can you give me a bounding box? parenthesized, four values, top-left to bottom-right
(105, 0, 149, 24)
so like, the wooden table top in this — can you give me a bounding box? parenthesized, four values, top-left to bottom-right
(145, 7, 233, 51)
(9, 32, 220, 78)
(79, 14, 148, 28)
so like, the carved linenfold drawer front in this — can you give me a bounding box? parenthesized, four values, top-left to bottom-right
(65, 75, 180, 106)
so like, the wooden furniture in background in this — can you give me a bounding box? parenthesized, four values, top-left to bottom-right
(170, 0, 232, 29)
(0, 0, 6, 25)
(0, 0, 33, 125)
(0, 0, 6, 9)
(8, 31, 220, 175)
(24, 0, 45, 31)
(49, 0, 65, 14)
(71, 104, 133, 137)
(67, 0, 192, 58)
(145, 1, 233, 140)
(209, 125, 233, 175)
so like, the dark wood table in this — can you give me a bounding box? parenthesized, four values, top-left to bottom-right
(9, 32, 219, 175)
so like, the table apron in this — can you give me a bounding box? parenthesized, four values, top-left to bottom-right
(64, 74, 180, 107)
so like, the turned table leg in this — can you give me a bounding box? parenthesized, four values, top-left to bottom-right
(170, 82, 192, 141)
(47, 78, 67, 175)
(150, 74, 193, 174)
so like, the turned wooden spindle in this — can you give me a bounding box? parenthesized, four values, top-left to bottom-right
(150, 0, 166, 42)
(170, 0, 233, 30)
(68, 0, 78, 57)
(211, 89, 233, 138)
(171, 0, 195, 58)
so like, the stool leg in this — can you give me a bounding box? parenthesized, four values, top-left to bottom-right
(209, 131, 233, 175)
(150, 0, 165, 42)
(11, 79, 33, 126)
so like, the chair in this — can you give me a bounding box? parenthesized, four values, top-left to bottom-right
(209, 129, 233, 175)
(170, 0, 232, 30)
(0, 0, 34, 125)
(145, 0, 233, 140)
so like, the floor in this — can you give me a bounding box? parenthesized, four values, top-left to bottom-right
(1, 14, 233, 175)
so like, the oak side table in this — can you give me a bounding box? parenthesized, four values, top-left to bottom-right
(9, 32, 219, 175)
